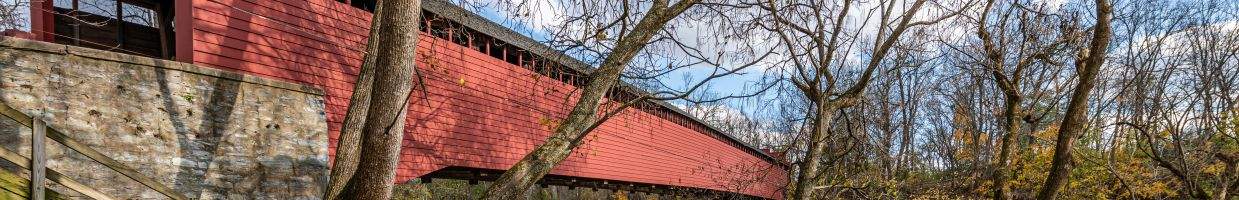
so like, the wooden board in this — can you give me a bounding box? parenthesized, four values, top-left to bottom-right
(0, 146, 115, 200)
(0, 103, 184, 200)
(30, 118, 45, 200)
(0, 167, 67, 200)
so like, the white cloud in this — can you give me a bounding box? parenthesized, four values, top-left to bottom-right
(680, 103, 790, 149)
(1129, 19, 1239, 57)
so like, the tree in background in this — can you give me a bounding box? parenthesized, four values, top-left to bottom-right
(756, 0, 965, 198)
(1037, 0, 1111, 198)
(970, 1, 1076, 198)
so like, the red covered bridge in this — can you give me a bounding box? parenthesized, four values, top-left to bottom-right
(16, 0, 788, 198)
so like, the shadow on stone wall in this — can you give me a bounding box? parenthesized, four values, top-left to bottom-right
(157, 66, 241, 198)
(0, 37, 329, 199)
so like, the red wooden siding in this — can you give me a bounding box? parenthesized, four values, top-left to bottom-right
(183, 0, 786, 198)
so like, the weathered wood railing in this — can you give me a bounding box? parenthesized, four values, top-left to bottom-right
(0, 102, 187, 200)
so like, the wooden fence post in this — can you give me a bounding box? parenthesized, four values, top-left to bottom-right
(31, 117, 46, 200)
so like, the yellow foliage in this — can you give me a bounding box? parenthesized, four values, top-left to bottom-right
(538, 116, 560, 131)
(613, 190, 628, 200)
(595, 31, 608, 41)
(1001, 125, 1179, 199)
(1202, 162, 1226, 175)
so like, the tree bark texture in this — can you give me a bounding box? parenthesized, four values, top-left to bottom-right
(338, 0, 422, 199)
(993, 96, 1020, 200)
(324, 2, 383, 199)
(790, 105, 836, 200)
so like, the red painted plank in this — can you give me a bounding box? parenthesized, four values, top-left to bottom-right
(204, 0, 369, 43)
(192, 7, 365, 60)
(187, 0, 787, 197)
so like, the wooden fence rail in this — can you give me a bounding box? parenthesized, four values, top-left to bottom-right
(0, 102, 186, 200)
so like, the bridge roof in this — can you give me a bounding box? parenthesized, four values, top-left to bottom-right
(422, 0, 788, 169)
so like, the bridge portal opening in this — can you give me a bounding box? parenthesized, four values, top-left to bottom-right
(49, 0, 174, 59)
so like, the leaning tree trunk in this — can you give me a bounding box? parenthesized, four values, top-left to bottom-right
(1036, 0, 1111, 199)
(337, 0, 422, 199)
(481, 1, 698, 199)
(324, 2, 384, 199)
(789, 104, 836, 200)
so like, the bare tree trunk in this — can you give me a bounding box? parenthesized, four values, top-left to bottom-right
(779, 0, 946, 198)
(337, 0, 422, 199)
(973, 1, 1072, 197)
(1217, 153, 1237, 200)
(324, 3, 383, 199)
(1036, 0, 1111, 198)
(975, 2, 1020, 198)
(993, 96, 1020, 200)
(790, 104, 835, 200)
(481, 1, 698, 198)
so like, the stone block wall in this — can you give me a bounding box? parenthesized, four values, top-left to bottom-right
(0, 37, 329, 199)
